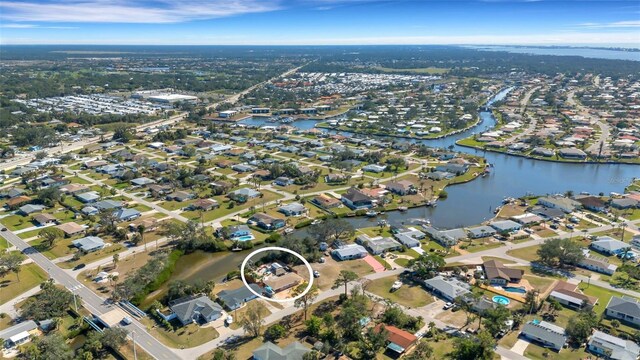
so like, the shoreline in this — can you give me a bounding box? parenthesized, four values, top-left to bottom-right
(455, 142, 640, 166)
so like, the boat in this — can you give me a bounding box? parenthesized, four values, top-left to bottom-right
(366, 211, 379, 217)
(481, 172, 488, 178)
(390, 281, 403, 292)
(281, 117, 294, 123)
(377, 219, 388, 226)
(398, 206, 408, 212)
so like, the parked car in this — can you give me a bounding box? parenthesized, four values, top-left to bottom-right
(313, 270, 321, 278)
(443, 302, 454, 310)
(121, 317, 132, 325)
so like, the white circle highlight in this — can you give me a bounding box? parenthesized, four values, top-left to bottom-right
(240, 246, 314, 303)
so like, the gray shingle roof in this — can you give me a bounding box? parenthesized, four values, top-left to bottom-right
(169, 295, 222, 325)
(521, 321, 566, 351)
(252, 341, 310, 360)
(606, 296, 640, 319)
(589, 330, 640, 360)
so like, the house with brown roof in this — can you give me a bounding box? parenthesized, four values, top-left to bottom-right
(32, 213, 57, 226)
(6, 196, 32, 209)
(374, 324, 418, 355)
(56, 222, 86, 237)
(263, 272, 303, 294)
(341, 188, 374, 210)
(312, 194, 341, 209)
(188, 199, 220, 211)
(548, 281, 598, 310)
(384, 180, 416, 196)
(482, 259, 524, 285)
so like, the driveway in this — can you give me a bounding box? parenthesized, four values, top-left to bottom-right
(511, 339, 530, 355)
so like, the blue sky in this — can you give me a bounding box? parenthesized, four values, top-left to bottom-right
(1, 0, 639, 46)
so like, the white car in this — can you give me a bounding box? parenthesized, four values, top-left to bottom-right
(313, 270, 320, 278)
(443, 302, 454, 310)
(225, 315, 233, 325)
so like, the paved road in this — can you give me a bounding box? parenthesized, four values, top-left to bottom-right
(0, 229, 180, 360)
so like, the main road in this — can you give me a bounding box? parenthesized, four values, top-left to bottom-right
(0, 228, 181, 359)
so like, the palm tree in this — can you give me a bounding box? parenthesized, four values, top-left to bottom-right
(137, 224, 146, 252)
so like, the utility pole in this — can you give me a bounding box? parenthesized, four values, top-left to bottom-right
(73, 290, 78, 312)
(132, 331, 138, 360)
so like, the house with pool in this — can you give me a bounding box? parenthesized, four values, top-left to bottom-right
(225, 225, 254, 241)
(482, 259, 524, 286)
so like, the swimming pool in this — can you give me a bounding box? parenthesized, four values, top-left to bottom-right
(234, 235, 254, 241)
(503, 286, 527, 294)
(492, 295, 511, 305)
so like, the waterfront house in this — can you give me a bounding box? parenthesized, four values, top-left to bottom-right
(548, 281, 598, 310)
(384, 180, 416, 196)
(467, 225, 497, 239)
(532, 147, 555, 157)
(393, 228, 425, 248)
(590, 236, 630, 256)
(341, 188, 374, 210)
(374, 324, 418, 355)
(252, 341, 310, 360)
(587, 331, 640, 360)
(489, 220, 522, 234)
(559, 148, 587, 159)
(264, 272, 303, 293)
(610, 198, 639, 210)
(164, 295, 223, 326)
(435, 163, 469, 175)
(423, 275, 471, 302)
(312, 194, 341, 209)
(605, 296, 640, 328)
(278, 202, 308, 217)
(72, 236, 105, 252)
(520, 320, 566, 352)
(332, 244, 368, 261)
(356, 234, 402, 255)
(483, 259, 524, 285)
(226, 225, 251, 239)
(537, 196, 581, 213)
(217, 284, 262, 310)
(423, 226, 464, 247)
(574, 196, 607, 212)
(249, 213, 285, 230)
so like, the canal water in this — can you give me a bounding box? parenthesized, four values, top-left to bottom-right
(240, 88, 638, 229)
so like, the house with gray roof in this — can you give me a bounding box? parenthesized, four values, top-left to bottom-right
(591, 236, 630, 256)
(18, 204, 45, 215)
(489, 220, 522, 233)
(75, 191, 101, 203)
(362, 164, 387, 173)
(559, 148, 587, 159)
(423, 275, 471, 301)
(467, 225, 497, 239)
(252, 341, 310, 360)
(114, 208, 141, 221)
(278, 202, 307, 217)
(393, 228, 425, 248)
(537, 196, 581, 213)
(131, 177, 155, 186)
(332, 244, 368, 261)
(217, 284, 262, 310)
(423, 226, 464, 247)
(605, 296, 640, 328)
(94, 200, 123, 211)
(520, 320, 566, 351)
(588, 330, 640, 360)
(72, 236, 105, 252)
(165, 295, 223, 326)
(0, 320, 38, 349)
(228, 188, 261, 203)
(578, 253, 618, 275)
(356, 234, 402, 255)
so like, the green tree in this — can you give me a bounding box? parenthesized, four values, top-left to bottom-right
(20, 333, 73, 360)
(241, 302, 265, 338)
(408, 253, 445, 280)
(264, 324, 287, 342)
(305, 316, 322, 337)
(536, 238, 584, 268)
(21, 279, 75, 321)
(0, 250, 24, 281)
(293, 284, 319, 322)
(356, 326, 388, 360)
(212, 349, 237, 360)
(405, 339, 434, 360)
(483, 305, 511, 336)
(566, 309, 598, 345)
(447, 330, 495, 360)
(332, 270, 359, 297)
(38, 227, 64, 249)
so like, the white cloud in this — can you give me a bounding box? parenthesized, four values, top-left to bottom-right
(1, 23, 78, 29)
(579, 20, 640, 29)
(0, 0, 282, 23)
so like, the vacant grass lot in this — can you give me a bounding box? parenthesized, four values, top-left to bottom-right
(367, 276, 434, 308)
(0, 263, 48, 305)
(141, 318, 219, 348)
(507, 245, 541, 262)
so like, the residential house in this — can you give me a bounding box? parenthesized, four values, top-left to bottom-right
(548, 281, 598, 310)
(250, 213, 285, 230)
(166, 191, 195, 202)
(94, 200, 123, 211)
(32, 213, 57, 226)
(228, 188, 261, 203)
(605, 296, 640, 328)
(325, 173, 348, 183)
(131, 177, 155, 187)
(435, 163, 469, 175)
(226, 225, 251, 239)
(278, 202, 308, 217)
(520, 320, 567, 352)
(188, 199, 219, 211)
(423, 226, 463, 247)
(467, 225, 497, 239)
(114, 208, 141, 222)
(482, 259, 524, 285)
(0, 320, 38, 349)
(332, 244, 368, 261)
(362, 164, 387, 173)
(6, 195, 32, 209)
(72, 236, 105, 252)
(274, 177, 294, 186)
(587, 330, 640, 360)
(423, 275, 471, 301)
(232, 164, 255, 173)
(559, 148, 587, 159)
(264, 272, 303, 294)
(18, 204, 45, 215)
(217, 284, 263, 310)
(574, 196, 607, 212)
(610, 198, 639, 210)
(384, 180, 416, 196)
(1, 187, 25, 199)
(489, 220, 522, 234)
(75, 191, 101, 203)
(312, 194, 342, 209)
(56, 222, 86, 237)
(341, 188, 374, 210)
(591, 236, 630, 256)
(59, 183, 89, 195)
(393, 228, 425, 248)
(537, 196, 581, 213)
(164, 295, 224, 326)
(374, 324, 418, 355)
(252, 341, 310, 360)
(578, 253, 618, 275)
(356, 234, 402, 255)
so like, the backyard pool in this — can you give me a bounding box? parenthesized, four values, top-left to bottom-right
(234, 235, 255, 241)
(503, 286, 527, 294)
(492, 295, 511, 305)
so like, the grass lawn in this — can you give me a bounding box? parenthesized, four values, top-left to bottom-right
(577, 283, 634, 316)
(593, 229, 634, 242)
(0, 237, 7, 250)
(228, 301, 271, 330)
(142, 319, 219, 348)
(0, 315, 13, 330)
(463, 241, 505, 253)
(523, 274, 556, 293)
(367, 276, 434, 308)
(524, 343, 589, 360)
(481, 256, 516, 264)
(1, 214, 36, 231)
(0, 263, 48, 305)
(507, 245, 541, 262)
(60, 244, 125, 269)
(374, 255, 392, 270)
(132, 203, 153, 212)
(65, 176, 91, 185)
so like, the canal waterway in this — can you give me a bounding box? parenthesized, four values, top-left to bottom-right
(240, 88, 639, 229)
